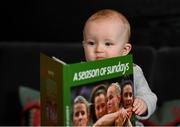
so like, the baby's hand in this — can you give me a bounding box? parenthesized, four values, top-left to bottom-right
(133, 97, 147, 116)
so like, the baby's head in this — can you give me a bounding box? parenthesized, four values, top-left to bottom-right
(83, 9, 132, 61)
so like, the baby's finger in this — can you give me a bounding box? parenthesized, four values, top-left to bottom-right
(133, 100, 141, 112)
(138, 106, 146, 115)
(135, 104, 143, 115)
(137, 106, 146, 116)
(138, 103, 147, 115)
(135, 100, 147, 116)
(133, 98, 139, 107)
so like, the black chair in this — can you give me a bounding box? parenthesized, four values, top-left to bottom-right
(132, 46, 156, 89)
(0, 42, 84, 125)
(40, 42, 85, 63)
(152, 47, 180, 106)
(0, 43, 40, 125)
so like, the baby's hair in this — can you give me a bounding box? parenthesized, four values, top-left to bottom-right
(84, 9, 131, 42)
(109, 82, 121, 96)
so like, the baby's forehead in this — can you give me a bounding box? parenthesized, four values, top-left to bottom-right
(86, 16, 127, 34)
(84, 13, 130, 41)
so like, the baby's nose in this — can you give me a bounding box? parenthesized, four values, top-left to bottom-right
(96, 44, 104, 52)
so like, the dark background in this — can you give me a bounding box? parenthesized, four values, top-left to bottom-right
(0, 0, 180, 125)
(1, 0, 180, 48)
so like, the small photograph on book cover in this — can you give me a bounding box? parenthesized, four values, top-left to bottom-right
(70, 74, 134, 126)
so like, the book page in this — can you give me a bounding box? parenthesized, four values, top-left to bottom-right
(52, 56, 66, 65)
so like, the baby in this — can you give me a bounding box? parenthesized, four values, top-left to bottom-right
(82, 9, 157, 122)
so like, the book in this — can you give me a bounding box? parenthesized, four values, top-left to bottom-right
(40, 53, 134, 126)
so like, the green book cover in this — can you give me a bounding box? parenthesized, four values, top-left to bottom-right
(40, 53, 134, 126)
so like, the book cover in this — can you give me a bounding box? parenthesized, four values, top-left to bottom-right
(40, 53, 134, 126)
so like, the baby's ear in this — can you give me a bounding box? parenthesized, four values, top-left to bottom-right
(123, 43, 132, 55)
(82, 41, 86, 49)
(82, 41, 85, 45)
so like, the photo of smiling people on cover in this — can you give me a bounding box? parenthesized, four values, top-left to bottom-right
(70, 75, 134, 126)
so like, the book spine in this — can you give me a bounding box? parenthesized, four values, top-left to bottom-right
(63, 65, 71, 126)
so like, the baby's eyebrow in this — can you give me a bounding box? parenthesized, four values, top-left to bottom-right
(85, 39, 95, 42)
(104, 39, 113, 42)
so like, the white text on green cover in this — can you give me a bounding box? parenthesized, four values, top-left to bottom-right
(73, 62, 129, 81)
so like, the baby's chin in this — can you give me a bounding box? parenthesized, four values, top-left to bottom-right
(86, 58, 105, 61)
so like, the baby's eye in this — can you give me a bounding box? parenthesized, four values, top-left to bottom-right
(105, 42, 113, 46)
(87, 41, 95, 46)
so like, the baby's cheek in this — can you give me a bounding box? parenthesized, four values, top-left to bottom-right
(108, 52, 122, 58)
(85, 52, 92, 60)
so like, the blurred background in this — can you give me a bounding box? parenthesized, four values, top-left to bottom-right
(1, 0, 180, 47)
(0, 0, 180, 125)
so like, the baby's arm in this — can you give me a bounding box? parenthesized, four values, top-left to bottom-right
(133, 65, 157, 119)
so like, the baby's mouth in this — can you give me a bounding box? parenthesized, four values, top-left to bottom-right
(96, 56, 105, 60)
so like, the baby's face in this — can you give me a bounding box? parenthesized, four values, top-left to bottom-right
(83, 19, 129, 61)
